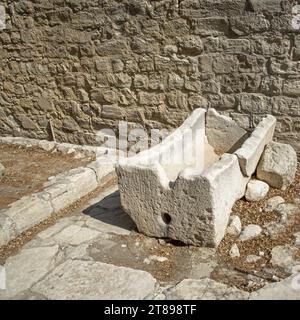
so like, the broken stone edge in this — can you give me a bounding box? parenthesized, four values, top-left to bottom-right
(0, 138, 116, 247)
(235, 115, 276, 177)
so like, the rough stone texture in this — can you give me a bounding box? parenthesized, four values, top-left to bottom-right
(229, 243, 240, 258)
(2, 193, 53, 235)
(32, 260, 156, 300)
(245, 179, 269, 202)
(164, 278, 249, 300)
(264, 196, 285, 212)
(205, 108, 248, 153)
(0, 162, 5, 177)
(117, 108, 277, 247)
(43, 167, 98, 212)
(227, 215, 242, 236)
(0, 143, 115, 246)
(250, 274, 300, 300)
(270, 245, 300, 272)
(235, 115, 276, 177)
(257, 142, 298, 190)
(0, 1, 299, 157)
(117, 108, 254, 247)
(0, 245, 60, 298)
(239, 224, 262, 241)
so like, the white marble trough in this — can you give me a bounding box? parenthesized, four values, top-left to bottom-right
(116, 108, 276, 247)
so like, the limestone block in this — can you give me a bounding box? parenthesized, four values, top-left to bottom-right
(235, 115, 276, 177)
(257, 142, 297, 190)
(3, 193, 53, 235)
(43, 167, 98, 212)
(87, 160, 115, 183)
(0, 213, 17, 246)
(117, 108, 250, 247)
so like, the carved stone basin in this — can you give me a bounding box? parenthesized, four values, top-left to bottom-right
(116, 108, 276, 247)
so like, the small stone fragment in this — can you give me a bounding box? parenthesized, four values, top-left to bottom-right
(239, 224, 262, 241)
(246, 255, 261, 263)
(270, 245, 299, 271)
(293, 232, 300, 246)
(227, 215, 242, 236)
(229, 244, 240, 258)
(264, 196, 285, 212)
(245, 180, 269, 202)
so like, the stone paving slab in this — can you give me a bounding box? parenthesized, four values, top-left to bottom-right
(32, 259, 157, 300)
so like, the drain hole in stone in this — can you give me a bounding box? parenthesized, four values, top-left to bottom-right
(162, 213, 171, 225)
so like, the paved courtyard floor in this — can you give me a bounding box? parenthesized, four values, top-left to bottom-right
(0, 184, 299, 300)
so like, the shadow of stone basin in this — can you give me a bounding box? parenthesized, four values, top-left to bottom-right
(83, 190, 137, 233)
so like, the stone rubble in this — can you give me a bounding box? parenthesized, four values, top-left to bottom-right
(245, 255, 261, 263)
(229, 244, 240, 258)
(227, 215, 242, 236)
(264, 196, 285, 213)
(257, 142, 298, 190)
(270, 245, 300, 273)
(239, 224, 263, 242)
(245, 179, 269, 202)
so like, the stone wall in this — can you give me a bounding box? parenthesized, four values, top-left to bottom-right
(0, 0, 300, 156)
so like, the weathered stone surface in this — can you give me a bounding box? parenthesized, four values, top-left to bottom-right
(229, 244, 240, 258)
(235, 115, 276, 177)
(0, 163, 5, 177)
(53, 225, 102, 246)
(87, 160, 115, 183)
(3, 193, 53, 235)
(257, 142, 297, 190)
(43, 167, 98, 212)
(250, 274, 300, 300)
(227, 215, 242, 236)
(32, 260, 156, 300)
(245, 179, 269, 202)
(205, 108, 248, 153)
(270, 245, 299, 271)
(0, 245, 60, 298)
(164, 278, 249, 300)
(0, 213, 17, 246)
(239, 224, 262, 241)
(117, 109, 252, 247)
(264, 196, 285, 212)
(246, 255, 261, 263)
